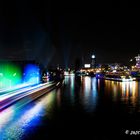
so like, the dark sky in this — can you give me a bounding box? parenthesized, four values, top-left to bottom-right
(0, 0, 140, 68)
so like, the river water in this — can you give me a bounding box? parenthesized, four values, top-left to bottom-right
(0, 75, 140, 139)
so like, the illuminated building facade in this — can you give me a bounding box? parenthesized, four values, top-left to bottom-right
(135, 54, 140, 69)
(91, 54, 96, 68)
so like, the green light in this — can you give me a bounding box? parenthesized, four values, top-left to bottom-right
(13, 73, 17, 76)
(0, 62, 22, 89)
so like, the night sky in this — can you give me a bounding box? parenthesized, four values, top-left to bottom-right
(0, 0, 140, 68)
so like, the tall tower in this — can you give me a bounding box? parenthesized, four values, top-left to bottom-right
(91, 54, 96, 68)
(135, 54, 140, 69)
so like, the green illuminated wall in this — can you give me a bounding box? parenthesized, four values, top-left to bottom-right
(0, 62, 22, 89)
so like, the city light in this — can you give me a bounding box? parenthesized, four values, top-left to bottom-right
(84, 64, 91, 68)
(0, 62, 22, 89)
(23, 64, 40, 85)
(91, 55, 95, 59)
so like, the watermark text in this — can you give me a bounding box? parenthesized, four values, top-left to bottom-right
(125, 129, 140, 135)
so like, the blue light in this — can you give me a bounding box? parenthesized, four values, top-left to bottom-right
(23, 64, 40, 85)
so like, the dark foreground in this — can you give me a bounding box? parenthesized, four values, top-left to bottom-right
(0, 75, 140, 139)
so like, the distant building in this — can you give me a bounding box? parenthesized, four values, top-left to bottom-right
(91, 54, 96, 68)
(135, 54, 140, 69)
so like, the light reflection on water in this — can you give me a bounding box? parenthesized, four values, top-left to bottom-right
(104, 80, 140, 112)
(0, 76, 140, 139)
(0, 90, 58, 140)
(73, 76, 140, 113)
(80, 76, 98, 112)
(0, 108, 14, 132)
(70, 75, 75, 104)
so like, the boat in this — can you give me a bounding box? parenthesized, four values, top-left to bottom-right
(105, 74, 135, 82)
(96, 72, 136, 82)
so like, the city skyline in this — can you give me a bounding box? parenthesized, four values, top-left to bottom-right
(0, 1, 139, 67)
(1, 1, 140, 139)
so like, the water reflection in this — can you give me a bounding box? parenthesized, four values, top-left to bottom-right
(0, 89, 59, 140)
(104, 80, 140, 112)
(0, 76, 140, 139)
(70, 75, 75, 104)
(64, 76, 140, 113)
(80, 77, 98, 112)
(62, 76, 98, 112)
(0, 108, 14, 131)
(56, 88, 61, 107)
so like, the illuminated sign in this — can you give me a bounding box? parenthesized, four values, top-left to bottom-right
(84, 64, 91, 68)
